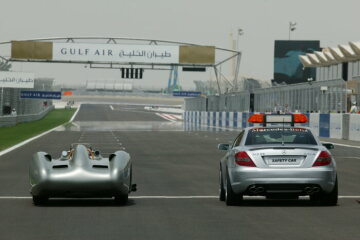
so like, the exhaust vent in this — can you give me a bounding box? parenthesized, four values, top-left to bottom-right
(53, 165, 68, 169)
(93, 165, 108, 169)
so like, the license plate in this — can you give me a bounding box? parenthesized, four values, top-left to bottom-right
(265, 156, 302, 165)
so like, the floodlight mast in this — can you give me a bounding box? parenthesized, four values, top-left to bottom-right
(0, 37, 241, 94)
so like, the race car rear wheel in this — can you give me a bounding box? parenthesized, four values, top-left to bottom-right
(114, 194, 128, 205)
(225, 171, 243, 206)
(32, 196, 48, 206)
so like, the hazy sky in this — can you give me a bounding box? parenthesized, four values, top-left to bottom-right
(0, 0, 359, 89)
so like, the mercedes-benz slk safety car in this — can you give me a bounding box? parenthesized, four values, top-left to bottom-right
(218, 114, 337, 206)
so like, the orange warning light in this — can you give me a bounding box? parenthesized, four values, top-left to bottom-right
(248, 114, 265, 123)
(293, 114, 308, 123)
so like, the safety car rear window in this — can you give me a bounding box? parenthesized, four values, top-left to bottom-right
(245, 128, 317, 145)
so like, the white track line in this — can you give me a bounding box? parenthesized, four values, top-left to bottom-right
(156, 113, 176, 122)
(132, 196, 217, 199)
(109, 105, 114, 111)
(172, 115, 183, 120)
(69, 105, 81, 122)
(163, 114, 177, 120)
(0, 105, 81, 157)
(0, 195, 359, 200)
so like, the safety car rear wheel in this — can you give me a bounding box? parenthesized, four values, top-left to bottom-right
(225, 171, 243, 206)
(310, 178, 338, 206)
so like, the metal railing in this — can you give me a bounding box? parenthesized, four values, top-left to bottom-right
(185, 79, 353, 113)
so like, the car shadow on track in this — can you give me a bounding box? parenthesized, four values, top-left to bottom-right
(230, 199, 338, 207)
(33, 199, 136, 207)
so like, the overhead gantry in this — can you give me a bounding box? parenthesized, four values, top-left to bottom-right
(0, 37, 241, 94)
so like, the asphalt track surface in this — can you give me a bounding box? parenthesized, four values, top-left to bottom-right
(0, 103, 359, 240)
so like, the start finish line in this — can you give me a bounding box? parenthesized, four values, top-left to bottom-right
(20, 91, 61, 99)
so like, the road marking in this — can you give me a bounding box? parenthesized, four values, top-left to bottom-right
(132, 196, 218, 199)
(109, 105, 114, 110)
(155, 113, 183, 122)
(0, 195, 359, 200)
(69, 105, 81, 122)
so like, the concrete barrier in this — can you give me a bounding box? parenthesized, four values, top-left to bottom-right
(349, 114, 360, 141)
(183, 111, 357, 140)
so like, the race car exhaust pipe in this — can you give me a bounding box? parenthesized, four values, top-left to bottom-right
(249, 185, 257, 194)
(304, 186, 320, 194)
(249, 185, 264, 194)
(304, 187, 313, 194)
(256, 186, 264, 193)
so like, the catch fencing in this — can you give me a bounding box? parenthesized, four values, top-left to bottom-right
(185, 91, 250, 112)
(185, 79, 351, 113)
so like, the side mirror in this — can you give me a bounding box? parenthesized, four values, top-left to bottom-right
(218, 143, 230, 151)
(322, 143, 334, 150)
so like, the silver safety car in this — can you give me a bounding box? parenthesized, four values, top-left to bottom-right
(29, 143, 136, 205)
(218, 114, 338, 206)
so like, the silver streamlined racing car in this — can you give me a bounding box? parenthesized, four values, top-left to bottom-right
(29, 143, 136, 205)
(218, 114, 338, 206)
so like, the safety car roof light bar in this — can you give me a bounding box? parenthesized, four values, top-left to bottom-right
(248, 114, 308, 127)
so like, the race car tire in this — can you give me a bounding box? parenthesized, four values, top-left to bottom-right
(32, 195, 48, 206)
(310, 178, 338, 206)
(225, 171, 243, 206)
(114, 194, 128, 205)
(219, 167, 225, 201)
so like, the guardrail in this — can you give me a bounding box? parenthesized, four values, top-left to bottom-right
(183, 111, 360, 141)
(0, 106, 54, 127)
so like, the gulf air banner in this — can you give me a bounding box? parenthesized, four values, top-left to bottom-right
(20, 91, 61, 99)
(11, 41, 215, 65)
(53, 43, 179, 64)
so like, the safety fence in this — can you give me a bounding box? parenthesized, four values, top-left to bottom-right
(0, 105, 54, 127)
(185, 79, 352, 113)
(183, 111, 360, 141)
(0, 78, 54, 116)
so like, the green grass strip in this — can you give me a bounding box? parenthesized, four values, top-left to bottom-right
(0, 108, 76, 150)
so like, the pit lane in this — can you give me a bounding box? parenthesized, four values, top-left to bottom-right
(0, 103, 359, 240)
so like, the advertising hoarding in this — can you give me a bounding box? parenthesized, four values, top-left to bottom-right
(173, 91, 201, 97)
(20, 91, 61, 99)
(53, 43, 179, 64)
(274, 40, 320, 84)
(11, 41, 216, 65)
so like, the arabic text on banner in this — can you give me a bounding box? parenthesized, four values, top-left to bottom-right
(0, 72, 34, 88)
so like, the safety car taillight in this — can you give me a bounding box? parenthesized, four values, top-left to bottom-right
(313, 151, 332, 167)
(235, 152, 256, 167)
